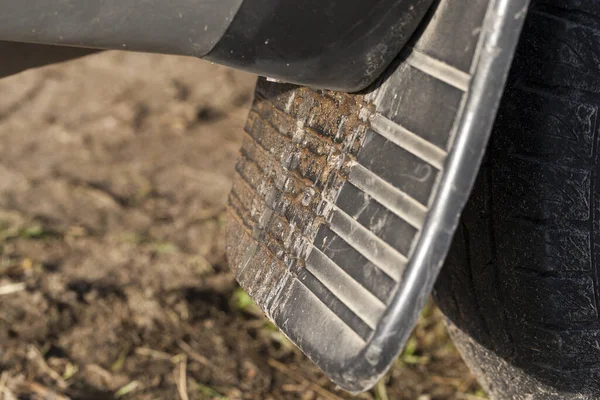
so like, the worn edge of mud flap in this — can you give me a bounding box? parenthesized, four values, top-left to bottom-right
(226, 0, 531, 392)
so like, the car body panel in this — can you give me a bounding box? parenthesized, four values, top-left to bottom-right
(0, 0, 433, 91)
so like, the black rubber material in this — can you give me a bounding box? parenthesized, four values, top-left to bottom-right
(435, 1, 600, 399)
(226, 0, 529, 393)
(205, 0, 434, 91)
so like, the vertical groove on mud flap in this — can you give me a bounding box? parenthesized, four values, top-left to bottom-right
(226, 0, 529, 392)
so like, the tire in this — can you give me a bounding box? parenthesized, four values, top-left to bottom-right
(434, 1, 600, 399)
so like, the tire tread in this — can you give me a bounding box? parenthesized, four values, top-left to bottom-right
(436, 1, 600, 398)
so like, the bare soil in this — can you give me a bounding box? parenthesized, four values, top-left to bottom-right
(0, 52, 482, 400)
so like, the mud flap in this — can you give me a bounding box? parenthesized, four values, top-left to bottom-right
(226, 0, 530, 392)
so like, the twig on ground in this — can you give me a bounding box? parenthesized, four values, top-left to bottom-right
(0, 372, 14, 400)
(0, 372, 7, 394)
(85, 364, 116, 387)
(174, 355, 189, 400)
(0, 282, 26, 296)
(27, 345, 67, 389)
(115, 381, 142, 398)
(178, 340, 213, 368)
(18, 381, 70, 400)
(2, 388, 17, 400)
(281, 383, 312, 393)
(135, 347, 174, 361)
(267, 359, 344, 400)
(431, 375, 465, 388)
(375, 378, 389, 400)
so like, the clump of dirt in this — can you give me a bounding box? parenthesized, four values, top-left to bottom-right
(0, 52, 481, 399)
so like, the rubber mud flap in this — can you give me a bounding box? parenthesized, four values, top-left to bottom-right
(226, 0, 530, 392)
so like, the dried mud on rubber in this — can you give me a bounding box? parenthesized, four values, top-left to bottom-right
(0, 52, 481, 400)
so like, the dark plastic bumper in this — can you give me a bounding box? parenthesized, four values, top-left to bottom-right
(205, 0, 435, 91)
(0, 0, 433, 91)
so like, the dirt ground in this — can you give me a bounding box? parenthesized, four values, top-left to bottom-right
(0, 52, 483, 400)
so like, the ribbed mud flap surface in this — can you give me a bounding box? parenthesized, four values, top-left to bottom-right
(226, 0, 530, 392)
